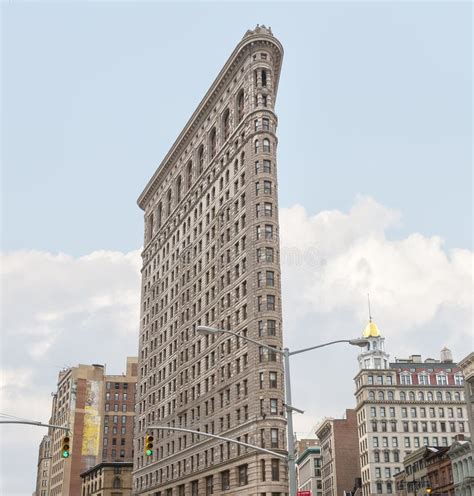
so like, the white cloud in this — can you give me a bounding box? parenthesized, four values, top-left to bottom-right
(279, 196, 473, 436)
(0, 197, 472, 493)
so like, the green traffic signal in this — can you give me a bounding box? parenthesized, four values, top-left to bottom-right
(61, 436, 71, 458)
(145, 449, 153, 456)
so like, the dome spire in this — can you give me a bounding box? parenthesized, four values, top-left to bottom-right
(362, 293, 381, 337)
(368, 293, 372, 322)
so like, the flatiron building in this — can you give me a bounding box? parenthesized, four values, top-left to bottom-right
(134, 25, 288, 495)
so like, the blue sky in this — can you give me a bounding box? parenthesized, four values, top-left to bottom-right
(1, 2, 472, 496)
(2, 1, 472, 255)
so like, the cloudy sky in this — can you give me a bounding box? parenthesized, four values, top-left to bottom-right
(1, 2, 472, 495)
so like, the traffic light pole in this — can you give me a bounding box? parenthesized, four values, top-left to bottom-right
(0, 420, 69, 432)
(147, 425, 288, 460)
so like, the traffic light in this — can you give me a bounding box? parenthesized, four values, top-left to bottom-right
(144, 434, 154, 456)
(61, 436, 71, 458)
(426, 489, 432, 494)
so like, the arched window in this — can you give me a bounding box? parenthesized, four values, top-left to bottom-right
(166, 189, 172, 217)
(223, 109, 230, 140)
(369, 391, 375, 401)
(262, 69, 267, 87)
(427, 392, 434, 401)
(198, 145, 204, 175)
(446, 392, 452, 401)
(210, 128, 217, 158)
(113, 477, 121, 489)
(400, 392, 406, 401)
(254, 140, 259, 154)
(156, 202, 162, 229)
(409, 391, 415, 401)
(387, 391, 394, 400)
(186, 161, 193, 190)
(378, 391, 384, 401)
(147, 213, 154, 242)
(418, 392, 424, 401)
(263, 138, 270, 153)
(237, 91, 245, 122)
(454, 392, 461, 401)
(176, 175, 182, 203)
(436, 391, 443, 401)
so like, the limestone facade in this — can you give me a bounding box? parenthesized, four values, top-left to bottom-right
(134, 25, 288, 495)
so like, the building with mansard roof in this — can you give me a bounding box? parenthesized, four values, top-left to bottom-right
(354, 319, 468, 496)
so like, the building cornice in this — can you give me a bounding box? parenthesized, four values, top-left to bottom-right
(137, 30, 283, 211)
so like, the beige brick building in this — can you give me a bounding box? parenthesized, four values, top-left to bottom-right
(35, 357, 137, 495)
(134, 25, 288, 495)
(34, 435, 52, 496)
(315, 410, 361, 496)
(81, 461, 133, 496)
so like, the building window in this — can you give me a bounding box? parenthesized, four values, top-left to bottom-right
(418, 373, 430, 385)
(267, 295, 275, 311)
(223, 109, 230, 140)
(263, 180, 272, 194)
(237, 91, 245, 122)
(400, 373, 412, 385)
(436, 373, 447, 385)
(263, 159, 271, 173)
(269, 372, 277, 388)
(210, 128, 217, 158)
(238, 464, 248, 486)
(270, 428, 279, 448)
(264, 224, 273, 239)
(262, 117, 270, 131)
(270, 398, 278, 414)
(263, 138, 270, 152)
(221, 470, 230, 490)
(206, 475, 213, 495)
(267, 319, 276, 336)
(454, 373, 464, 386)
(271, 459, 280, 481)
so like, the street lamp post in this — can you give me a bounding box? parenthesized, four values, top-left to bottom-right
(197, 325, 369, 496)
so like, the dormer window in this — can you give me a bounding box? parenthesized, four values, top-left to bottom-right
(418, 373, 430, 386)
(454, 373, 464, 386)
(400, 373, 412, 385)
(436, 373, 448, 386)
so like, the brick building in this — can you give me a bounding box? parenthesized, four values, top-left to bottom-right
(133, 25, 287, 495)
(315, 409, 361, 496)
(34, 435, 52, 496)
(81, 461, 133, 496)
(34, 357, 137, 496)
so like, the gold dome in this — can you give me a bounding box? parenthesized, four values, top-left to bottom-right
(363, 320, 381, 338)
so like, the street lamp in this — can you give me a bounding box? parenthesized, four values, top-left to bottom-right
(197, 325, 369, 496)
